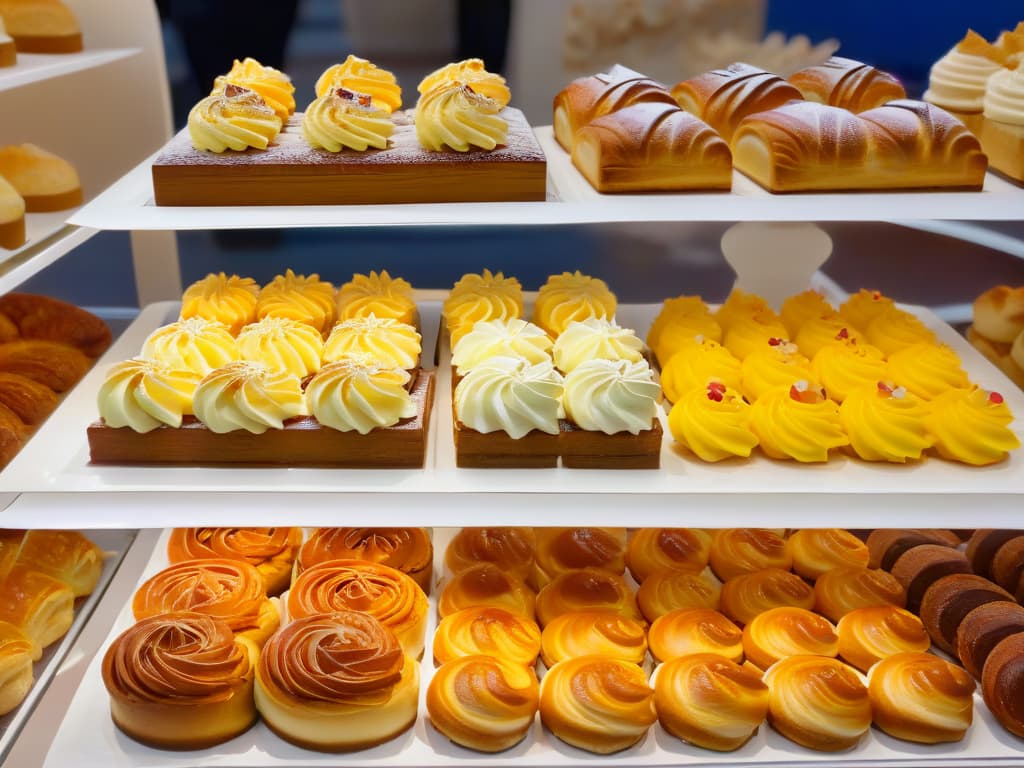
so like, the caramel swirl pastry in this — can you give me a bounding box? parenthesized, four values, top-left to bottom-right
(102, 612, 257, 749)
(444, 527, 535, 584)
(625, 528, 712, 583)
(438, 562, 535, 620)
(814, 566, 906, 623)
(433, 606, 541, 667)
(742, 607, 839, 671)
(255, 611, 419, 752)
(837, 605, 930, 672)
(297, 527, 432, 593)
(655, 653, 768, 751)
(786, 528, 869, 581)
(532, 527, 626, 589)
(541, 611, 647, 667)
(535, 567, 641, 628)
(709, 528, 791, 582)
(539, 655, 655, 754)
(636, 567, 721, 623)
(288, 558, 427, 660)
(648, 608, 743, 663)
(720, 567, 815, 626)
(427, 655, 539, 753)
(168, 527, 301, 596)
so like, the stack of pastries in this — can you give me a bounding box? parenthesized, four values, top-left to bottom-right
(969, 284, 1024, 388)
(0, 145, 82, 250)
(656, 287, 1020, 464)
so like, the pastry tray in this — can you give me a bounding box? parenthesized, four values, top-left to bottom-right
(43, 527, 1024, 768)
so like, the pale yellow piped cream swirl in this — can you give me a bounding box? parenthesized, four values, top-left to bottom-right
(668, 382, 758, 462)
(750, 383, 848, 462)
(213, 58, 295, 119)
(444, 270, 524, 342)
(563, 358, 659, 435)
(839, 382, 934, 463)
(141, 317, 239, 376)
(188, 85, 283, 153)
(533, 271, 617, 337)
(418, 58, 511, 107)
(336, 270, 417, 326)
(236, 317, 324, 379)
(306, 358, 415, 434)
(256, 270, 336, 333)
(193, 361, 306, 434)
(97, 358, 200, 432)
(451, 318, 552, 371)
(180, 273, 260, 335)
(323, 316, 421, 370)
(984, 61, 1024, 125)
(302, 88, 395, 152)
(553, 319, 643, 373)
(315, 55, 402, 113)
(925, 31, 1004, 113)
(454, 356, 563, 438)
(415, 82, 508, 152)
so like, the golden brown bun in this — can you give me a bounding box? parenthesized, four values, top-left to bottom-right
(0, 145, 82, 211)
(647, 608, 742, 663)
(571, 103, 732, 193)
(625, 528, 712, 583)
(535, 567, 641, 628)
(0, 176, 25, 250)
(709, 528, 791, 582)
(0, 401, 26, 468)
(0, 340, 90, 391)
(956, 600, 1024, 679)
(636, 566, 721, 622)
(983, 633, 1024, 739)
(540, 610, 647, 667)
(672, 62, 803, 141)
(444, 527, 535, 584)
(992, 535, 1024, 600)
(654, 653, 768, 751)
(0, 293, 112, 357)
(102, 612, 257, 750)
(296, 528, 432, 593)
(732, 100, 988, 192)
(0, 1, 82, 53)
(427, 655, 538, 753)
(742, 606, 838, 671)
(0, 620, 33, 716)
(965, 529, 1024, 580)
(763, 655, 871, 751)
(788, 57, 906, 112)
(967, 324, 1013, 375)
(15, 530, 102, 597)
(432, 606, 540, 667)
(533, 527, 626, 589)
(168, 527, 301, 597)
(539, 655, 655, 754)
(0, 372, 57, 426)
(836, 605, 930, 672)
(890, 544, 972, 614)
(918, 573, 1012, 654)
(786, 528, 869, 581)
(868, 652, 975, 744)
(0, 564, 73, 659)
(866, 528, 959, 571)
(814, 566, 906, 623)
(438, 562, 535, 620)
(720, 567, 815, 626)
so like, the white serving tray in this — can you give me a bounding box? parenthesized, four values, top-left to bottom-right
(0, 48, 140, 93)
(43, 527, 1024, 768)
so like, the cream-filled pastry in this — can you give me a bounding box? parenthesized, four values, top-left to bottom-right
(553, 319, 643, 373)
(709, 528, 791, 582)
(315, 55, 402, 112)
(324, 315, 421, 370)
(256, 270, 336, 332)
(167, 527, 301, 596)
(839, 290, 895, 331)
(306, 358, 415, 434)
(869, 652, 975, 743)
(180, 273, 260, 335)
(141, 318, 239, 375)
(811, 340, 887, 404)
(432, 606, 541, 667)
(652, 315, 724, 366)
(781, 290, 834, 337)
(562, 358, 660, 434)
(647, 608, 742, 663)
(193, 362, 305, 434)
(213, 57, 295, 119)
(451, 319, 551, 371)
(720, 568, 815, 627)
(540, 611, 647, 667)
(454, 356, 563, 438)
(723, 311, 790, 361)
(749, 382, 848, 462)
(866, 308, 938, 356)
(794, 314, 864, 359)
(841, 382, 933, 463)
(982, 60, 1024, 184)
(740, 339, 815, 403)
(296, 527, 432, 592)
(97, 358, 200, 432)
(237, 317, 324, 380)
(438, 563, 535, 620)
(189, 84, 282, 153)
(419, 58, 511, 107)
(444, 269, 523, 342)
(814, 566, 906, 623)
(924, 30, 1004, 132)
(926, 386, 1020, 465)
(668, 382, 758, 462)
(302, 87, 395, 152)
(416, 82, 507, 152)
(659, 339, 741, 401)
(533, 272, 617, 338)
(886, 343, 970, 400)
(336, 271, 417, 327)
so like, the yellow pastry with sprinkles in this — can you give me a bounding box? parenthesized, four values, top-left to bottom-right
(715, 290, 774, 333)
(336, 270, 417, 327)
(840, 289, 895, 330)
(781, 290, 834, 337)
(750, 381, 848, 462)
(533, 271, 617, 337)
(653, 315, 723, 365)
(315, 55, 402, 113)
(886, 343, 970, 400)
(926, 386, 1020, 465)
(323, 316, 421, 370)
(723, 311, 790, 361)
(141, 317, 239, 376)
(866, 308, 938, 355)
(416, 82, 508, 152)
(659, 338, 741, 403)
(180, 273, 260, 335)
(811, 340, 887, 403)
(444, 269, 523, 341)
(839, 381, 933, 463)
(302, 87, 395, 152)
(213, 58, 295, 120)
(740, 338, 815, 402)
(668, 381, 758, 462)
(188, 84, 283, 153)
(237, 317, 324, 379)
(418, 58, 511, 107)
(794, 314, 864, 358)
(647, 295, 715, 352)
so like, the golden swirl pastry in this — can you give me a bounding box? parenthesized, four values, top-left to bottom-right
(626, 528, 712, 583)
(814, 566, 906, 623)
(540, 611, 648, 667)
(432, 606, 541, 667)
(533, 527, 626, 589)
(750, 382, 849, 462)
(840, 289, 895, 330)
(428, 655, 538, 752)
(652, 314, 725, 366)
(532, 271, 617, 338)
(886, 342, 970, 400)
(256, 269, 336, 333)
(535, 568, 641, 628)
(301, 87, 395, 151)
(740, 341, 815, 402)
(709, 528, 791, 582)
(315, 55, 402, 113)
(288, 559, 428, 660)
(539, 655, 655, 754)
(840, 381, 934, 463)
(236, 317, 324, 380)
(336, 270, 417, 327)
(188, 84, 283, 153)
(102, 612, 257, 750)
(636, 568, 721, 623)
(866, 307, 938, 355)
(306, 358, 415, 434)
(868, 652, 975, 744)
(720, 568, 816, 627)
(444, 527, 535, 584)
(722, 311, 790, 361)
(715, 290, 774, 334)
(810, 339, 887, 404)
(416, 81, 508, 152)
(444, 271, 524, 343)
(141, 317, 239, 376)
(323, 316, 421, 370)
(167, 528, 302, 596)
(794, 314, 865, 358)
(655, 653, 768, 751)
(658, 338, 740, 401)
(667, 381, 759, 462)
(646, 294, 714, 352)
(255, 611, 419, 751)
(193, 361, 306, 434)
(647, 608, 743, 663)
(742, 607, 839, 671)
(438, 563, 535, 620)
(764, 655, 871, 751)
(97, 358, 200, 432)
(781, 290, 835, 337)
(926, 386, 1020, 466)
(418, 58, 511, 107)
(786, 529, 870, 581)
(836, 605, 931, 672)
(180, 273, 260, 335)
(297, 527, 432, 593)
(0, 566, 73, 660)
(214, 57, 295, 119)
(0, 620, 33, 716)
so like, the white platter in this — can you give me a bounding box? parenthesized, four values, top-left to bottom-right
(0, 48, 140, 93)
(44, 527, 1024, 768)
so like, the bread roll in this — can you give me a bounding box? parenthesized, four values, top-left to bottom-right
(918, 573, 1012, 654)
(0, 339, 90, 392)
(814, 566, 906, 623)
(540, 610, 647, 667)
(625, 528, 712, 583)
(535, 567, 641, 628)
(168, 527, 301, 596)
(0, 565, 73, 659)
(742, 607, 839, 670)
(788, 57, 906, 112)
(636, 567, 721, 622)
(444, 527, 535, 584)
(890, 544, 972, 614)
(786, 528, 869, 580)
(956, 601, 1024, 679)
(15, 530, 102, 597)
(866, 528, 959, 571)
(432, 606, 540, 667)
(0, 372, 57, 426)
(296, 527, 432, 593)
(971, 285, 1024, 347)
(0, 293, 111, 357)
(709, 528, 791, 581)
(720, 567, 815, 626)
(647, 608, 742, 663)
(836, 605, 930, 672)
(0, 620, 33, 716)
(983, 633, 1024, 739)
(533, 527, 625, 589)
(438, 562, 535, 620)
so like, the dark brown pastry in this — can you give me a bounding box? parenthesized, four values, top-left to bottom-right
(0, 340, 90, 391)
(918, 574, 1012, 655)
(890, 544, 971, 615)
(966, 529, 1023, 581)
(982, 633, 1024, 738)
(0, 293, 111, 357)
(957, 601, 1024, 680)
(992, 536, 1024, 601)
(866, 529, 959, 571)
(0, 372, 57, 425)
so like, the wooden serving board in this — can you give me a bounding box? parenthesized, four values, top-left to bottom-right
(151, 109, 547, 206)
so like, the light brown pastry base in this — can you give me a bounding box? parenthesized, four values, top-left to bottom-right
(454, 420, 560, 468)
(0, 41, 15, 67)
(21, 186, 82, 213)
(110, 689, 257, 751)
(88, 370, 434, 467)
(945, 109, 984, 138)
(10, 33, 82, 54)
(571, 135, 732, 194)
(560, 419, 662, 468)
(982, 118, 1024, 186)
(262, 710, 415, 753)
(0, 216, 26, 250)
(152, 109, 546, 206)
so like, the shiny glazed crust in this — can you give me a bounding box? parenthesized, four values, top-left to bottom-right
(535, 568, 641, 628)
(168, 527, 302, 596)
(533, 527, 626, 589)
(788, 57, 906, 112)
(15, 530, 103, 597)
(0, 565, 73, 659)
(444, 527, 535, 584)
(814, 566, 906, 623)
(297, 528, 432, 593)
(625, 528, 712, 584)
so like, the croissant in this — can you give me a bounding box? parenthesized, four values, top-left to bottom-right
(167, 527, 301, 596)
(0, 565, 74, 659)
(0, 531, 23, 581)
(0, 620, 34, 716)
(432, 605, 541, 667)
(0, 402, 25, 468)
(0, 293, 111, 357)
(0, 339, 90, 392)
(15, 530, 103, 597)
(788, 57, 906, 112)
(297, 528, 432, 593)
(0, 372, 57, 426)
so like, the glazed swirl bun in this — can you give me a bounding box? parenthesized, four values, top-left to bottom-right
(763, 655, 871, 752)
(654, 653, 769, 751)
(167, 527, 302, 596)
(444, 527, 535, 584)
(432, 606, 541, 667)
(786, 529, 869, 581)
(535, 568, 641, 628)
(438, 563, 535, 620)
(296, 528, 433, 593)
(427, 655, 539, 753)
(636, 567, 721, 623)
(835, 604, 930, 672)
(288, 559, 428, 660)
(709, 529, 791, 582)
(814, 566, 906, 623)
(720, 568, 815, 626)
(132, 559, 279, 648)
(625, 528, 712, 583)
(540, 611, 648, 667)
(255, 611, 419, 752)
(533, 527, 626, 589)
(742, 607, 839, 671)
(102, 612, 257, 749)
(539, 655, 655, 754)
(647, 608, 743, 663)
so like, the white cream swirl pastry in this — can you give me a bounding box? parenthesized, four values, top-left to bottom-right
(97, 358, 200, 432)
(984, 60, 1024, 125)
(563, 359, 660, 435)
(141, 317, 239, 376)
(451, 319, 552, 371)
(193, 361, 306, 434)
(324, 316, 421, 370)
(454, 356, 563, 438)
(188, 84, 283, 153)
(416, 82, 508, 152)
(553, 319, 644, 373)
(924, 31, 1003, 114)
(302, 88, 395, 151)
(306, 358, 415, 434)
(236, 317, 323, 380)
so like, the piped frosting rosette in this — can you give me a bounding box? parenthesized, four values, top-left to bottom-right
(97, 358, 200, 432)
(213, 57, 295, 119)
(925, 386, 1020, 465)
(323, 316, 421, 370)
(302, 87, 395, 152)
(432, 606, 541, 667)
(839, 381, 933, 463)
(166, 528, 302, 596)
(193, 361, 306, 434)
(189, 84, 283, 153)
(750, 382, 848, 462)
(660, 339, 741, 402)
(444, 269, 523, 341)
(886, 343, 970, 400)
(418, 58, 511, 107)
(451, 319, 552, 372)
(811, 340, 887, 404)
(256, 270, 336, 333)
(180, 273, 260, 335)
(306, 358, 416, 434)
(142, 318, 239, 376)
(740, 339, 814, 402)
(553, 319, 644, 373)
(315, 55, 402, 113)
(533, 271, 617, 338)
(668, 381, 758, 462)
(562, 358, 660, 435)
(924, 31, 1004, 114)
(237, 317, 324, 380)
(296, 528, 433, 593)
(781, 290, 834, 337)
(647, 295, 718, 353)
(454, 356, 564, 437)
(336, 270, 417, 327)
(415, 82, 508, 152)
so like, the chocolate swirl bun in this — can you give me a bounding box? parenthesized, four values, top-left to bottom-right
(866, 529, 959, 571)
(786, 528, 869, 581)
(540, 611, 647, 667)
(636, 567, 721, 623)
(814, 566, 906, 623)
(992, 536, 1024, 600)
(102, 612, 257, 749)
(533, 527, 626, 589)
(709, 529, 791, 581)
(625, 528, 712, 583)
(982, 633, 1024, 739)
(297, 528, 433, 593)
(720, 567, 815, 626)
(965, 529, 1023, 581)
(432, 606, 541, 667)
(445, 527, 536, 584)
(438, 562, 536, 620)
(836, 605, 930, 672)
(890, 545, 972, 614)
(957, 601, 1024, 680)
(743, 607, 839, 670)
(255, 611, 419, 751)
(535, 567, 642, 628)
(918, 573, 1012, 655)
(648, 608, 743, 663)
(167, 527, 302, 596)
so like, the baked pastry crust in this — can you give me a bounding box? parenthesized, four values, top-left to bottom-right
(647, 607, 742, 663)
(0, 564, 73, 659)
(983, 633, 1024, 738)
(836, 605, 930, 672)
(438, 562, 535, 620)
(535, 567, 641, 628)
(788, 57, 906, 112)
(0, 401, 26, 468)
(0, 293, 111, 357)
(890, 544, 971, 614)
(432, 605, 540, 667)
(720, 567, 815, 626)
(0, 145, 82, 212)
(444, 527, 535, 584)
(742, 606, 839, 670)
(918, 573, 1012, 654)
(0, 0, 82, 53)
(956, 600, 1024, 679)
(625, 528, 712, 584)
(709, 528, 791, 581)
(814, 565, 906, 623)
(0, 372, 58, 426)
(0, 620, 33, 716)
(297, 527, 431, 593)
(0, 339, 90, 391)
(15, 530, 102, 597)
(540, 610, 647, 667)
(0, 176, 25, 250)
(168, 527, 301, 596)
(983, 115, 1024, 185)
(636, 567, 721, 622)
(533, 527, 626, 589)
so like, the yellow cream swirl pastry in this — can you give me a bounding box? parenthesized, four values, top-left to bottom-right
(256, 270, 336, 332)
(839, 382, 933, 463)
(454, 356, 563, 438)
(302, 87, 395, 152)
(315, 55, 402, 113)
(193, 361, 305, 434)
(97, 358, 200, 432)
(336, 270, 417, 326)
(811, 340, 887, 403)
(188, 84, 283, 153)
(444, 269, 523, 341)
(659, 339, 741, 403)
(781, 290, 834, 337)
(925, 31, 1004, 116)
(141, 317, 238, 376)
(323, 316, 421, 370)
(740, 339, 815, 402)
(886, 343, 969, 400)
(451, 319, 552, 372)
(652, 313, 724, 364)
(715, 290, 774, 334)
(534, 271, 617, 338)
(750, 382, 848, 462)
(722, 311, 790, 360)
(418, 58, 511, 107)
(794, 313, 864, 358)
(236, 317, 324, 380)
(647, 608, 743, 663)
(432, 606, 541, 667)
(540, 611, 648, 667)
(655, 653, 769, 752)
(416, 82, 508, 152)
(866, 308, 938, 356)
(742, 607, 839, 671)
(180, 273, 260, 335)
(926, 386, 1021, 465)
(562, 358, 659, 435)
(427, 656, 538, 753)
(840, 289, 895, 331)
(647, 295, 714, 352)
(553, 319, 643, 373)
(306, 358, 415, 434)
(836, 605, 930, 672)
(214, 57, 295, 119)
(668, 382, 758, 462)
